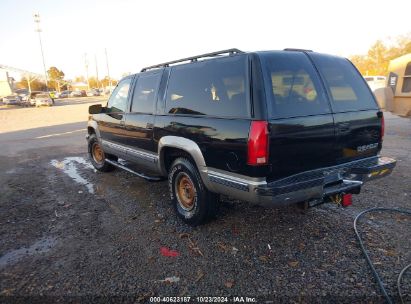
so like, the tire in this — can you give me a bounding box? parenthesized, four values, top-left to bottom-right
(88, 134, 116, 172)
(168, 157, 219, 226)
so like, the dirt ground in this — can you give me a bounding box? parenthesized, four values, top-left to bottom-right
(0, 100, 410, 303)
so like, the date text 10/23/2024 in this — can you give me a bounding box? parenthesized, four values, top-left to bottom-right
(149, 296, 257, 303)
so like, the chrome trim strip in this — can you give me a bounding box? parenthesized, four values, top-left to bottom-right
(101, 139, 158, 163)
(105, 159, 162, 181)
(206, 168, 267, 186)
(124, 147, 158, 163)
(208, 174, 249, 192)
(205, 168, 266, 197)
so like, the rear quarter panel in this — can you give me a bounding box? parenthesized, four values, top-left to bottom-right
(154, 115, 255, 175)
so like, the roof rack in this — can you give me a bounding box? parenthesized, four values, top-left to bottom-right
(284, 48, 313, 52)
(141, 48, 244, 72)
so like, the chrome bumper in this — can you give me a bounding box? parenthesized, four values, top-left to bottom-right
(204, 156, 396, 207)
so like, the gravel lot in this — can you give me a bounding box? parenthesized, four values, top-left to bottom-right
(0, 101, 410, 303)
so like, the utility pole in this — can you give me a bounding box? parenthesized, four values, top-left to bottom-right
(95, 54, 100, 89)
(33, 13, 48, 90)
(105, 48, 112, 91)
(84, 53, 90, 90)
(27, 76, 32, 93)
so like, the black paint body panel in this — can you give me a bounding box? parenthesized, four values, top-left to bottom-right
(333, 110, 382, 163)
(153, 115, 262, 176)
(267, 114, 336, 181)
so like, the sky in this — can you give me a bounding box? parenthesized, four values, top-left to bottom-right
(0, 0, 410, 81)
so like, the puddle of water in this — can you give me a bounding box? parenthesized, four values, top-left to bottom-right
(0, 237, 57, 269)
(50, 156, 95, 193)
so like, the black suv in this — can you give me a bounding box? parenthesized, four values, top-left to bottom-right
(87, 48, 396, 225)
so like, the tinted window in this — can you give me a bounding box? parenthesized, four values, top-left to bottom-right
(402, 78, 411, 93)
(310, 54, 377, 112)
(107, 78, 131, 112)
(131, 73, 162, 113)
(404, 62, 411, 75)
(402, 62, 411, 93)
(165, 55, 249, 117)
(261, 52, 330, 118)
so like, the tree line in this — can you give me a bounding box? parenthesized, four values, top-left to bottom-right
(350, 33, 411, 76)
(15, 67, 118, 92)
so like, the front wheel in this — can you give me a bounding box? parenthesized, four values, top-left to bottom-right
(88, 134, 116, 172)
(168, 157, 219, 226)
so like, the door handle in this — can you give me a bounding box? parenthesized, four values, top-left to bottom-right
(338, 122, 350, 132)
(120, 120, 125, 126)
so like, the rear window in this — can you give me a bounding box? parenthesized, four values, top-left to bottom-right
(261, 52, 331, 118)
(402, 62, 411, 93)
(165, 55, 249, 118)
(310, 54, 378, 112)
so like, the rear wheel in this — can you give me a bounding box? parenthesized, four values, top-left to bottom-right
(88, 134, 116, 172)
(168, 157, 219, 226)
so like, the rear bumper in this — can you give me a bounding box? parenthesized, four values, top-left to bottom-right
(204, 156, 396, 207)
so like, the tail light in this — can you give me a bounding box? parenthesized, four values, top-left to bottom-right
(381, 113, 385, 141)
(247, 121, 269, 165)
(342, 194, 352, 207)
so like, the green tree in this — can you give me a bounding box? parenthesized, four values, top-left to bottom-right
(350, 33, 411, 76)
(386, 33, 411, 60)
(101, 76, 117, 88)
(17, 76, 47, 91)
(47, 67, 65, 92)
(74, 76, 86, 83)
(88, 77, 99, 89)
(367, 40, 388, 75)
(350, 55, 369, 74)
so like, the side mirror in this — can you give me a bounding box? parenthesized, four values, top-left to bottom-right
(89, 104, 104, 114)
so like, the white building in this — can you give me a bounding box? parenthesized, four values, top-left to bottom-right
(0, 70, 13, 97)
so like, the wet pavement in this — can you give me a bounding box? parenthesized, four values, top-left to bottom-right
(0, 237, 57, 269)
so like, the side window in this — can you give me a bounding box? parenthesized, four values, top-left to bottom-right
(310, 54, 377, 112)
(107, 78, 131, 112)
(165, 56, 249, 117)
(401, 62, 411, 93)
(262, 52, 330, 118)
(131, 73, 162, 113)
